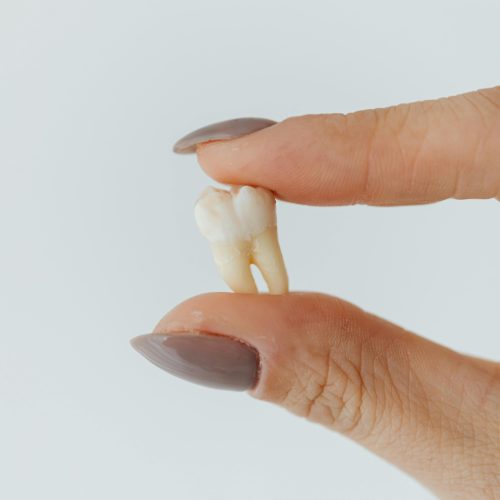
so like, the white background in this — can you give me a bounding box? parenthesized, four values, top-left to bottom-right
(1, 1, 499, 499)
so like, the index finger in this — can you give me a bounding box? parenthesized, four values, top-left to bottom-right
(174, 87, 500, 206)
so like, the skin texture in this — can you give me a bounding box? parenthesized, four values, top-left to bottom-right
(159, 87, 500, 498)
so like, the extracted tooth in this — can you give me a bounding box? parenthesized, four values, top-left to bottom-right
(194, 186, 288, 294)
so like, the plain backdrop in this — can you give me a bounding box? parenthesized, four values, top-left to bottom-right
(1, 1, 499, 499)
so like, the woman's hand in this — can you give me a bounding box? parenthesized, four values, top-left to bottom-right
(132, 86, 500, 498)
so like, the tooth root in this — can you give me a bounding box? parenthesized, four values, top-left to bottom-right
(210, 243, 258, 294)
(251, 226, 289, 295)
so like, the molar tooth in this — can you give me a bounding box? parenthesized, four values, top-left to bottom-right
(194, 186, 288, 294)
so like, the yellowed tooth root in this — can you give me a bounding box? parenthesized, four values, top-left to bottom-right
(211, 242, 258, 294)
(251, 227, 288, 295)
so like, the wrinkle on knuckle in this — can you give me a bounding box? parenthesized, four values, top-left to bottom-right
(350, 108, 380, 204)
(385, 102, 433, 199)
(451, 94, 496, 199)
(351, 104, 423, 204)
(281, 340, 371, 437)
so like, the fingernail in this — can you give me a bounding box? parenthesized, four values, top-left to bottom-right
(130, 333, 259, 391)
(173, 117, 276, 154)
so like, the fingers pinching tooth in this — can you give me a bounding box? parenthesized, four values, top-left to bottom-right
(194, 185, 288, 295)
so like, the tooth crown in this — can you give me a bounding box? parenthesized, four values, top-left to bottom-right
(194, 186, 276, 245)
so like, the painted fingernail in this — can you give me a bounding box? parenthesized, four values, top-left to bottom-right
(173, 117, 276, 154)
(130, 333, 259, 391)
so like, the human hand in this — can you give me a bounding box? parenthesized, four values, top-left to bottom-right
(132, 87, 500, 498)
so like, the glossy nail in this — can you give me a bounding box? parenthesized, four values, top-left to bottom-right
(173, 117, 276, 154)
(130, 333, 259, 391)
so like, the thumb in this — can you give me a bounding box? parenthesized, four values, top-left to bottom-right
(131, 292, 499, 498)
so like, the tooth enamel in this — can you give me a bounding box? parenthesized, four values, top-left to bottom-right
(194, 186, 289, 294)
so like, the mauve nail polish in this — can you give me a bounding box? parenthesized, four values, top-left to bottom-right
(173, 117, 276, 154)
(130, 333, 259, 391)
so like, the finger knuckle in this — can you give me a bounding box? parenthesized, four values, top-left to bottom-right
(280, 334, 375, 438)
(280, 326, 420, 442)
(304, 348, 365, 435)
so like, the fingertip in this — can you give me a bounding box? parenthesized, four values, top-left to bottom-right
(195, 139, 233, 181)
(195, 122, 279, 186)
